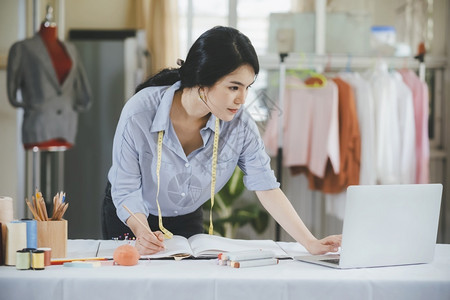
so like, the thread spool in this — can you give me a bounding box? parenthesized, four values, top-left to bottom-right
(38, 247, 51, 266)
(0, 197, 13, 223)
(16, 249, 31, 270)
(0, 196, 13, 265)
(5, 222, 27, 265)
(31, 249, 45, 270)
(21, 219, 38, 249)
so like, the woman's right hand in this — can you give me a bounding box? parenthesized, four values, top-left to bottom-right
(126, 212, 166, 255)
(135, 230, 165, 255)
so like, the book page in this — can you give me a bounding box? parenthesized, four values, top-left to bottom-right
(187, 234, 289, 258)
(97, 236, 193, 259)
(141, 235, 193, 259)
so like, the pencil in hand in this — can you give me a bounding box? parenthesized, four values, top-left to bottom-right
(122, 205, 158, 239)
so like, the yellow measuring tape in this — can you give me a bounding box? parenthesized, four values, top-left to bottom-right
(155, 130, 173, 239)
(209, 118, 220, 235)
(155, 117, 220, 238)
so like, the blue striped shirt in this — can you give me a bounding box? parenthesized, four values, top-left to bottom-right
(108, 81, 279, 224)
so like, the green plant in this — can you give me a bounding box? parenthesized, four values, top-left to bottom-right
(202, 167, 269, 238)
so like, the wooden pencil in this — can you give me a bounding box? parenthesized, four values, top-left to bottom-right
(59, 203, 69, 220)
(39, 199, 48, 221)
(53, 202, 65, 220)
(122, 205, 158, 238)
(25, 198, 40, 220)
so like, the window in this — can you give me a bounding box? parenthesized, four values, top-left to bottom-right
(178, 0, 228, 57)
(177, 0, 291, 122)
(178, 0, 291, 56)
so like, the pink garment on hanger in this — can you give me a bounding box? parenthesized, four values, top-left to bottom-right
(302, 77, 361, 194)
(262, 76, 339, 178)
(399, 69, 429, 184)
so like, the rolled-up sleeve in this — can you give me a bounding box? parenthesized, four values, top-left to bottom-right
(238, 115, 280, 191)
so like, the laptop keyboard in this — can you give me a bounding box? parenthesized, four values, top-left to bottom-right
(320, 258, 340, 265)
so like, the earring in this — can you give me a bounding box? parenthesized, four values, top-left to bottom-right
(198, 88, 206, 103)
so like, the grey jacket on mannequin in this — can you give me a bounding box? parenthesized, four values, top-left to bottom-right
(7, 34, 92, 145)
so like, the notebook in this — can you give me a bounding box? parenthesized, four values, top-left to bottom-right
(97, 233, 289, 259)
(294, 184, 443, 269)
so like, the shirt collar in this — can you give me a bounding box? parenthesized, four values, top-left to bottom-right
(151, 81, 222, 133)
(204, 113, 221, 133)
(150, 81, 181, 133)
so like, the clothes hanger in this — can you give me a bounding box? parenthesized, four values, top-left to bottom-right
(345, 53, 352, 73)
(286, 52, 327, 88)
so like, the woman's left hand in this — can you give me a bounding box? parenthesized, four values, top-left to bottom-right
(305, 234, 342, 255)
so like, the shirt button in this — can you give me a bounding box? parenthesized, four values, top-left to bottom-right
(185, 163, 190, 168)
(181, 192, 186, 197)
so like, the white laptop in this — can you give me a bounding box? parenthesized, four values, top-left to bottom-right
(294, 184, 443, 269)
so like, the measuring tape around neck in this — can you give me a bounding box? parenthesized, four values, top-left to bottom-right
(155, 117, 220, 238)
(209, 117, 220, 235)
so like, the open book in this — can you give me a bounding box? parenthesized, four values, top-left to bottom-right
(97, 234, 289, 259)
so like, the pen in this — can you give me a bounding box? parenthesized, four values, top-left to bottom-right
(224, 250, 275, 261)
(51, 257, 109, 265)
(231, 258, 279, 268)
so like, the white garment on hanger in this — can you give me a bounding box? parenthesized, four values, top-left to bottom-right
(364, 60, 401, 184)
(391, 71, 416, 184)
(338, 72, 377, 185)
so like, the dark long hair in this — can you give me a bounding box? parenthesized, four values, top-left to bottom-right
(135, 26, 259, 93)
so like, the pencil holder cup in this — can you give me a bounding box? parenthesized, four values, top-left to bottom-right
(37, 220, 67, 259)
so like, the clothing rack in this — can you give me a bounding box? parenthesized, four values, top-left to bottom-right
(259, 53, 447, 72)
(264, 51, 448, 242)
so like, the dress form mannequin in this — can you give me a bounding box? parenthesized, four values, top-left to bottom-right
(23, 14, 73, 150)
(39, 23, 72, 85)
(8, 4, 92, 214)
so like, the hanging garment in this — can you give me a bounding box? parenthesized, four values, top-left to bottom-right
(391, 71, 416, 184)
(338, 72, 377, 185)
(398, 69, 429, 184)
(302, 77, 361, 194)
(7, 34, 92, 145)
(364, 60, 401, 184)
(262, 75, 340, 178)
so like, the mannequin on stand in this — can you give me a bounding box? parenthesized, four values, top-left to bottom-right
(24, 10, 74, 150)
(7, 5, 91, 209)
(7, 5, 92, 148)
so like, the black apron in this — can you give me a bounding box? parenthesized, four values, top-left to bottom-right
(101, 181, 204, 239)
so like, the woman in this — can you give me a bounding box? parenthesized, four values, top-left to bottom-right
(103, 26, 341, 255)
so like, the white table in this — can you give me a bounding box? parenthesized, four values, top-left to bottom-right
(0, 241, 449, 300)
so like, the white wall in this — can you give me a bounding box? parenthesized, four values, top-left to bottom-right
(0, 0, 26, 219)
(64, 0, 136, 38)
